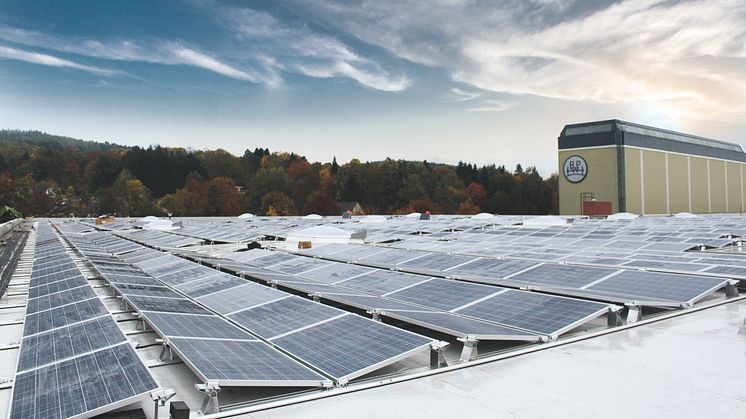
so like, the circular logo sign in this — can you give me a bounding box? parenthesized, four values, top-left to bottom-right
(563, 155, 588, 183)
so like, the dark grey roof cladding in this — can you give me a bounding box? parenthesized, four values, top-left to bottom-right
(558, 119, 746, 162)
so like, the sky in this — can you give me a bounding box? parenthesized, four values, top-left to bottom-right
(1, 0, 746, 175)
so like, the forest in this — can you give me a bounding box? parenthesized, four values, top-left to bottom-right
(0, 130, 559, 217)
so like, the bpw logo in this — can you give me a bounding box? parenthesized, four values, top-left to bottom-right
(563, 155, 588, 183)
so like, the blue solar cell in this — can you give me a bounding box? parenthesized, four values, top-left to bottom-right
(143, 312, 250, 339)
(455, 290, 609, 335)
(229, 296, 341, 338)
(272, 315, 432, 380)
(168, 338, 327, 383)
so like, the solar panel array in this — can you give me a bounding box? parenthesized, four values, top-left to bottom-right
(302, 243, 731, 307)
(57, 224, 436, 384)
(33, 212, 741, 405)
(173, 249, 613, 341)
(116, 228, 204, 249)
(10, 222, 159, 419)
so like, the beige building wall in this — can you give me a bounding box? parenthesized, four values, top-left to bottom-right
(689, 157, 709, 213)
(667, 153, 689, 213)
(709, 160, 726, 213)
(726, 162, 742, 212)
(624, 148, 641, 214)
(641, 150, 667, 214)
(558, 147, 618, 215)
(564, 146, 746, 215)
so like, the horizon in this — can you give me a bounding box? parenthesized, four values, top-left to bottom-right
(2, 1, 746, 176)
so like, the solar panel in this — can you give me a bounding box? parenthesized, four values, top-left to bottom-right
(296, 263, 376, 284)
(702, 265, 746, 277)
(28, 268, 86, 286)
(397, 253, 478, 273)
(454, 290, 610, 336)
(197, 283, 287, 314)
(174, 272, 244, 297)
(103, 273, 161, 286)
(24, 299, 109, 336)
(383, 310, 542, 340)
(144, 260, 194, 277)
(26, 286, 96, 314)
(142, 312, 251, 339)
(31, 261, 79, 278)
(271, 314, 432, 381)
(386, 279, 503, 311)
(18, 317, 125, 371)
(271, 257, 333, 275)
(621, 259, 711, 272)
(158, 265, 223, 286)
(317, 293, 432, 311)
(327, 244, 390, 259)
(358, 248, 428, 266)
(276, 280, 364, 295)
(112, 283, 183, 299)
(586, 271, 728, 304)
(246, 252, 297, 267)
(450, 258, 539, 279)
(335, 270, 428, 295)
(507, 264, 617, 288)
(10, 343, 158, 419)
(167, 338, 328, 385)
(125, 295, 210, 314)
(28, 276, 90, 299)
(228, 296, 342, 338)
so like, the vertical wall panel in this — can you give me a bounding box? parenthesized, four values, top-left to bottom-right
(624, 148, 641, 214)
(709, 160, 726, 213)
(726, 162, 741, 213)
(642, 150, 667, 214)
(667, 153, 689, 214)
(690, 157, 709, 213)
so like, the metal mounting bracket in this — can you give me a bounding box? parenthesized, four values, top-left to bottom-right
(150, 388, 176, 419)
(625, 304, 642, 323)
(366, 310, 382, 322)
(195, 382, 221, 415)
(156, 339, 173, 361)
(430, 341, 450, 369)
(457, 337, 479, 362)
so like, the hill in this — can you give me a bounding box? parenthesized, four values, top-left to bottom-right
(0, 130, 127, 153)
(0, 130, 558, 217)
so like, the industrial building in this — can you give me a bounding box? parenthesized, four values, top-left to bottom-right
(558, 120, 746, 216)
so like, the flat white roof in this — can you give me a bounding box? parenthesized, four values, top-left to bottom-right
(244, 298, 746, 418)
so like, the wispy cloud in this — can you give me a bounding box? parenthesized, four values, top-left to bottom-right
(449, 87, 483, 102)
(0, 45, 119, 76)
(221, 7, 411, 91)
(467, 99, 513, 112)
(295, 0, 746, 118)
(0, 23, 275, 84)
(0, 8, 411, 92)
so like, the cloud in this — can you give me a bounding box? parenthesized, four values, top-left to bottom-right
(0, 45, 119, 75)
(0, 8, 411, 91)
(0, 23, 275, 84)
(293, 0, 746, 118)
(467, 99, 513, 112)
(221, 7, 411, 91)
(449, 88, 483, 102)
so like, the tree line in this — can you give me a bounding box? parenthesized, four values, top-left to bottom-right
(0, 130, 559, 217)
